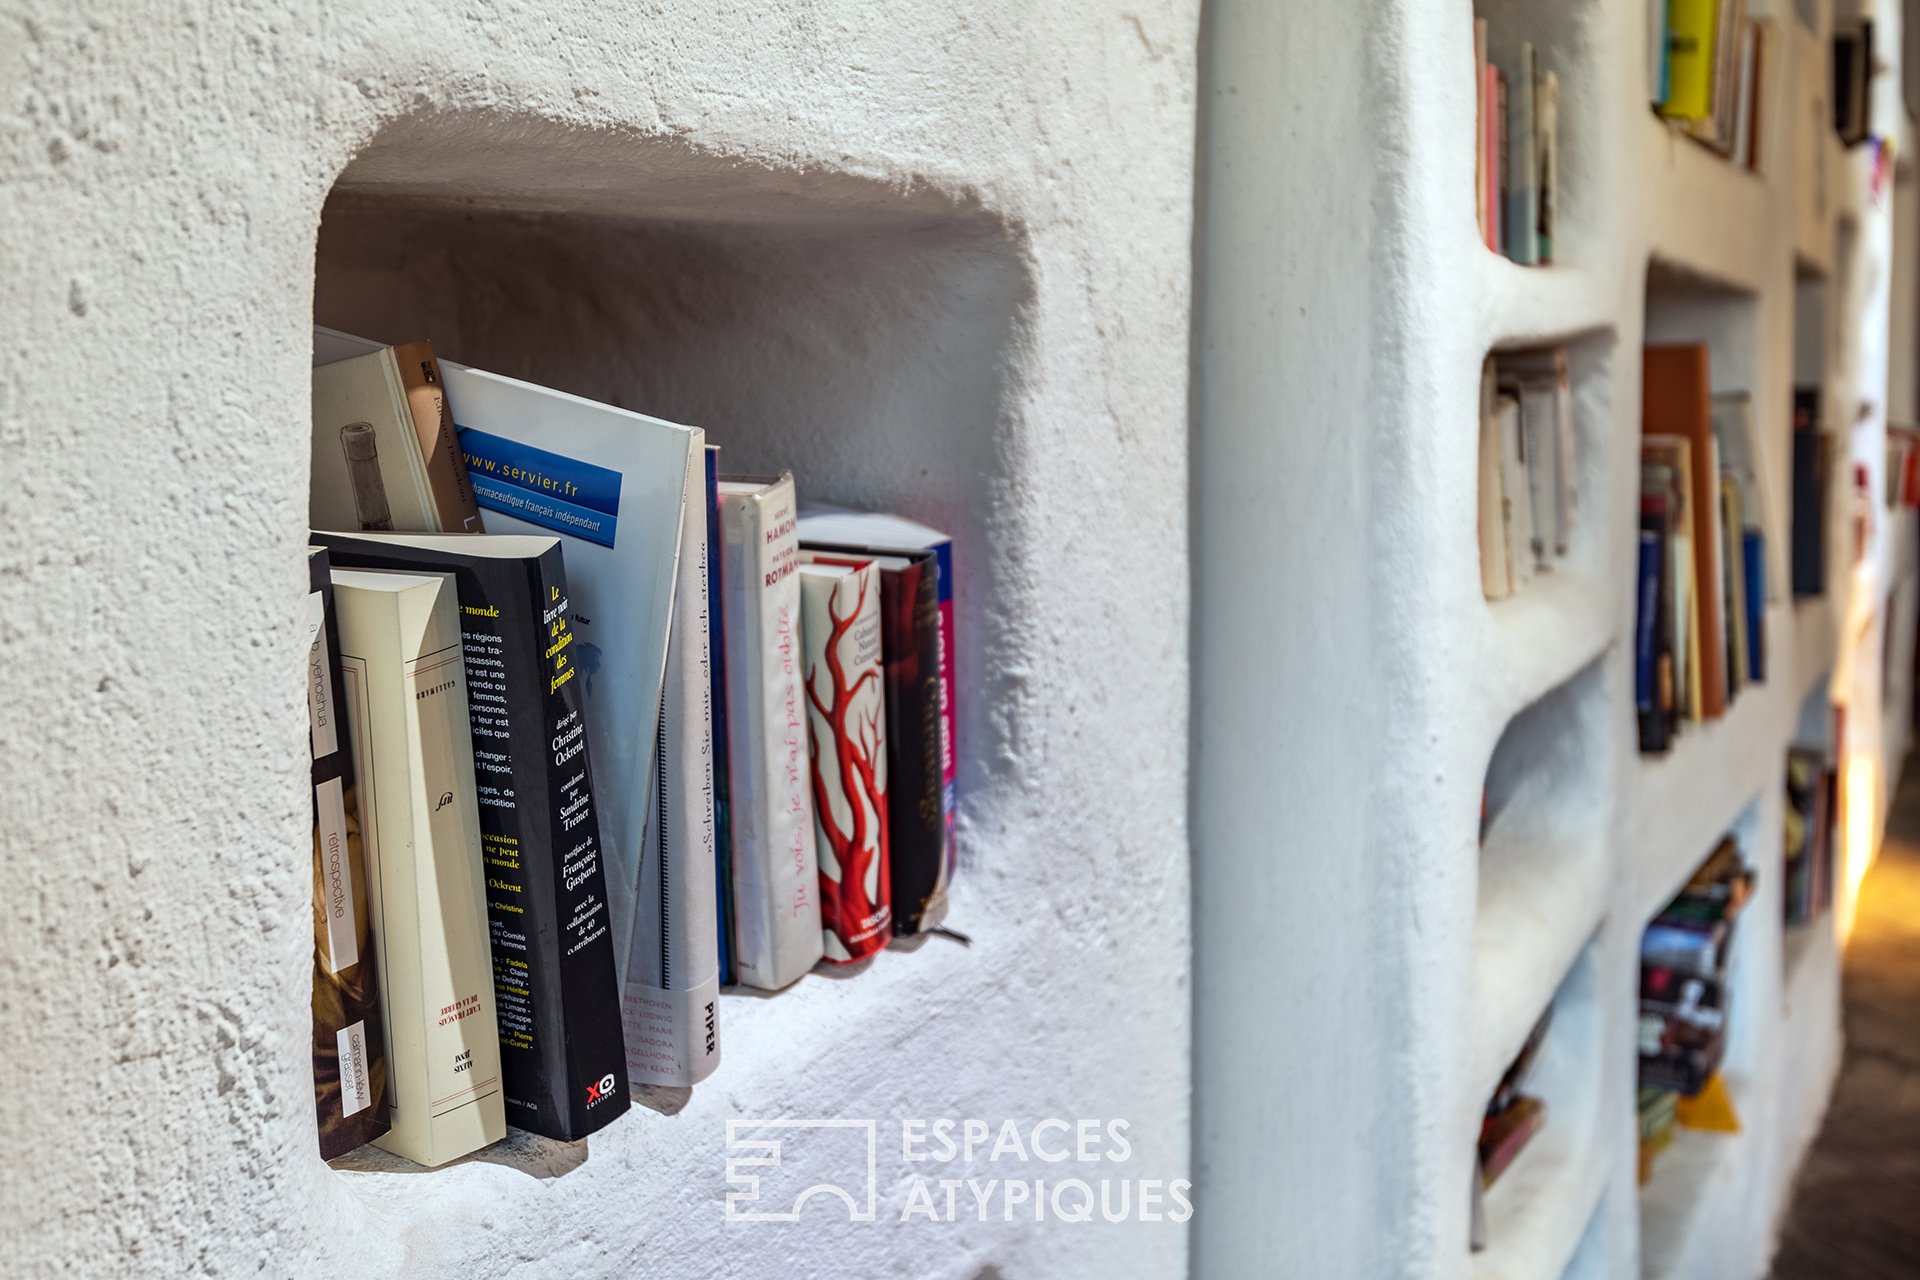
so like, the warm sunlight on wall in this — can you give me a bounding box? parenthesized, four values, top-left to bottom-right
(1841, 753, 1881, 940)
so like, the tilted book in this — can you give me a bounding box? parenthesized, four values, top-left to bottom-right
(311, 330, 482, 535)
(801, 547, 946, 936)
(797, 559, 892, 963)
(622, 448, 723, 1086)
(330, 568, 504, 1167)
(307, 548, 390, 1159)
(717, 473, 823, 990)
(318, 533, 631, 1141)
(704, 447, 736, 988)
(425, 358, 698, 1030)
(796, 503, 958, 922)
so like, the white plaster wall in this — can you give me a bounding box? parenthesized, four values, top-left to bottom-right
(0, 2, 1198, 1276)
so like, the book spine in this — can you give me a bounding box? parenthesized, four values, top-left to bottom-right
(801, 564, 892, 963)
(1537, 70, 1557, 264)
(390, 341, 483, 534)
(621, 446, 722, 1086)
(1507, 44, 1538, 266)
(1742, 530, 1765, 681)
(931, 541, 958, 897)
(528, 547, 630, 1137)
(1496, 70, 1509, 255)
(1479, 361, 1512, 601)
(334, 575, 504, 1168)
(1484, 65, 1502, 252)
(1475, 19, 1488, 246)
(878, 557, 947, 935)
(705, 447, 735, 988)
(722, 479, 823, 990)
(308, 551, 390, 1160)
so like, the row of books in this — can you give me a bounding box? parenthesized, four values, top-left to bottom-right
(1885, 425, 1920, 510)
(1636, 345, 1773, 753)
(1468, 1008, 1552, 1252)
(1637, 838, 1751, 1182)
(1784, 744, 1836, 927)
(1650, 0, 1771, 171)
(1477, 347, 1577, 601)
(1473, 19, 1558, 264)
(305, 329, 959, 1166)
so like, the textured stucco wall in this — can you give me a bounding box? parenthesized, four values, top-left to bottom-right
(0, 2, 1197, 1275)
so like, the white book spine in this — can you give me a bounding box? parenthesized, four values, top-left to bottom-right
(721, 476, 824, 990)
(332, 571, 504, 1167)
(1499, 398, 1536, 589)
(622, 441, 722, 1087)
(1520, 384, 1555, 567)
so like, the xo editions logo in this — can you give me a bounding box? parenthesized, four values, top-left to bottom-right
(724, 1118, 1192, 1226)
(585, 1072, 618, 1107)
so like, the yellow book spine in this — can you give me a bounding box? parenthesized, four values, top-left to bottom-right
(1661, 0, 1719, 120)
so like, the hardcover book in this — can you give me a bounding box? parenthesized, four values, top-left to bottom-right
(330, 567, 504, 1166)
(801, 546, 947, 936)
(307, 547, 390, 1159)
(798, 559, 892, 962)
(795, 503, 959, 914)
(1645, 345, 1727, 718)
(705, 447, 736, 988)
(318, 533, 631, 1141)
(311, 330, 482, 535)
(718, 473, 824, 990)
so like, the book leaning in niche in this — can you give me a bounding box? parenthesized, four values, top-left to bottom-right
(798, 556, 892, 962)
(330, 567, 505, 1167)
(318, 533, 632, 1141)
(307, 547, 389, 1159)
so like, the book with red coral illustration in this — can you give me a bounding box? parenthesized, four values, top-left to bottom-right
(797, 556, 892, 963)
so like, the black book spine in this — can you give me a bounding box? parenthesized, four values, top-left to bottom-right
(315, 534, 630, 1140)
(879, 554, 946, 934)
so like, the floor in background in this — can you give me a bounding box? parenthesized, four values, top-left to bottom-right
(1768, 754, 1920, 1278)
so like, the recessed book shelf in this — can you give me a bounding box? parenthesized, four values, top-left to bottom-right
(1472, 936, 1609, 1280)
(305, 133, 1014, 1175)
(1470, 0, 1595, 266)
(1474, 660, 1609, 1101)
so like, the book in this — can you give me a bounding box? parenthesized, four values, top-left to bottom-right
(1791, 389, 1828, 597)
(1720, 476, 1747, 697)
(717, 473, 824, 990)
(316, 533, 630, 1142)
(1712, 391, 1776, 601)
(308, 548, 390, 1160)
(311, 333, 483, 536)
(1635, 530, 1666, 751)
(1475, 19, 1489, 247)
(705, 447, 736, 989)
(1700, 0, 1748, 150)
(798, 559, 893, 962)
(1536, 69, 1558, 262)
(1485, 63, 1503, 252)
(1742, 530, 1765, 681)
(1644, 345, 1727, 718)
(1650, 0, 1672, 105)
(795, 504, 959, 913)
(1479, 1096, 1545, 1188)
(414, 354, 713, 1085)
(801, 548, 947, 936)
(1661, 0, 1719, 121)
(329, 567, 504, 1166)
(623, 448, 723, 1086)
(1498, 393, 1535, 588)
(1730, 20, 1757, 165)
(1506, 43, 1538, 266)
(1496, 71, 1509, 255)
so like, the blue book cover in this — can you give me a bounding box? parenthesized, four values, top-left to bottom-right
(1636, 532, 1661, 711)
(1742, 531, 1765, 682)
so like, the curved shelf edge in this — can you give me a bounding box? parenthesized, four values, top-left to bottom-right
(1475, 568, 1616, 731)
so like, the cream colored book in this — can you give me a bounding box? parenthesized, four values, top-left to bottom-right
(331, 568, 504, 1167)
(311, 334, 482, 536)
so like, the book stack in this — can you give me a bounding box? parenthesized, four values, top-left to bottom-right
(1784, 745, 1836, 926)
(1473, 19, 1559, 264)
(305, 328, 962, 1163)
(1636, 345, 1772, 753)
(1636, 838, 1752, 1180)
(1478, 347, 1578, 601)
(1651, 0, 1772, 171)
